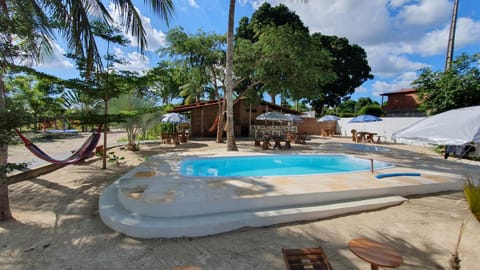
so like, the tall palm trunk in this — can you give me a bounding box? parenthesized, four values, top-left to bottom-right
(103, 96, 108, 169)
(216, 100, 225, 143)
(0, 77, 12, 221)
(225, 0, 237, 151)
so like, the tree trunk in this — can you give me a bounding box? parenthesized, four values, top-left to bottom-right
(102, 97, 108, 169)
(225, 0, 238, 151)
(269, 93, 276, 104)
(0, 144, 12, 221)
(214, 75, 224, 143)
(0, 77, 13, 221)
(216, 101, 225, 143)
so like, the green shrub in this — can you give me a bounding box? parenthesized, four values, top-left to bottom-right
(358, 104, 384, 116)
(464, 178, 480, 222)
(159, 122, 176, 133)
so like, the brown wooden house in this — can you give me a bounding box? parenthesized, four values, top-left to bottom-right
(380, 88, 425, 116)
(169, 99, 301, 137)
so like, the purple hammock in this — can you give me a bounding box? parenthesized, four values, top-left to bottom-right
(15, 125, 102, 165)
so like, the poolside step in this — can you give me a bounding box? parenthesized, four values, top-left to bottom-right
(100, 184, 407, 239)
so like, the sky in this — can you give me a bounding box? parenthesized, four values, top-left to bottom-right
(36, 0, 480, 103)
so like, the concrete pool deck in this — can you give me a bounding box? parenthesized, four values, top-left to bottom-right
(99, 139, 466, 238)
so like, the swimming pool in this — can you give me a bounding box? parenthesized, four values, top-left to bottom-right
(344, 143, 391, 152)
(179, 154, 392, 177)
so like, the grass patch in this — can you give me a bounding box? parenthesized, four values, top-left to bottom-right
(464, 177, 480, 222)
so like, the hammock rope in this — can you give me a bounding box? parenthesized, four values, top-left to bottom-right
(15, 125, 103, 165)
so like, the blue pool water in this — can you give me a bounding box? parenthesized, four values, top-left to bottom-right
(179, 154, 392, 177)
(344, 143, 391, 152)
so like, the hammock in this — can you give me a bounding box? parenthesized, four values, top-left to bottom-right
(15, 125, 102, 165)
(208, 115, 219, 133)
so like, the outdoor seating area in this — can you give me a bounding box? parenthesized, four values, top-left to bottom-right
(250, 124, 298, 138)
(161, 130, 189, 145)
(254, 131, 306, 150)
(320, 128, 340, 137)
(351, 129, 382, 144)
(283, 239, 403, 270)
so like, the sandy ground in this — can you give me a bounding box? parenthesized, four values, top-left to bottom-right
(2, 132, 480, 270)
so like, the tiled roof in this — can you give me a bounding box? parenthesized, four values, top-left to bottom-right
(380, 88, 417, 96)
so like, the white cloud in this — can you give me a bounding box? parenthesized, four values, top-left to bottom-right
(188, 0, 200, 8)
(355, 85, 369, 94)
(37, 41, 74, 69)
(388, 0, 414, 9)
(396, 0, 451, 27)
(280, 0, 393, 45)
(254, 0, 479, 81)
(108, 3, 167, 52)
(452, 18, 480, 48)
(402, 17, 480, 57)
(366, 45, 429, 77)
(371, 71, 418, 96)
(112, 47, 151, 74)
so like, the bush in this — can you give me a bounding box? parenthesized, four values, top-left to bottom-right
(464, 178, 480, 222)
(159, 122, 176, 133)
(358, 104, 384, 116)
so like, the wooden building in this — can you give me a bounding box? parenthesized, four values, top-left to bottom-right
(380, 88, 425, 116)
(169, 99, 301, 137)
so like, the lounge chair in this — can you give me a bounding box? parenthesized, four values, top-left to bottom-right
(282, 247, 332, 270)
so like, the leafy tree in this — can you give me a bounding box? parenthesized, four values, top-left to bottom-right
(109, 94, 161, 150)
(6, 75, 64, 129)
(358, 104, 383, 116)
(144, 61, 185, 105)
(236, 2, 309, 43)
(225, 1, 310, 151)
(309, 34, 373, 110)
(163, 27, 227, 142)
(235, 2, 318, 104)
(337, 99, 357, 115)
(0, 0, 174, 221)
(323, 97, 380, 117)
(356, 97, 379, 108)
(414, 53, 480, 115)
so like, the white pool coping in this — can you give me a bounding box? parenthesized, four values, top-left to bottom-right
(99, 152, 462, 238)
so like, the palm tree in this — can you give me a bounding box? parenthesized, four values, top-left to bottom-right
(0, 0, 174, 221)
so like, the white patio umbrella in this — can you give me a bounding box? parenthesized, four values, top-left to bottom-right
(161, 113, 189, 124)
(256, 111, 290, 136)
(256, 111, 291, 121)
(392, 106, 480, 145)
(284, 113, 303, 122)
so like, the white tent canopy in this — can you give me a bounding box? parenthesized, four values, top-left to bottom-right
(392, 106, 480, 145)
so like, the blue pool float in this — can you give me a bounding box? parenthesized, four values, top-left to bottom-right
(376, 172, 421, 179)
